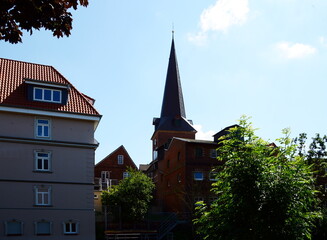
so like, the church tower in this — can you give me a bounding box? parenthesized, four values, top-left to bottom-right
(152, 36, 196, 161)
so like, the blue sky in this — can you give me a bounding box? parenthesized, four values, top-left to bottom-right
(2, 0, 327, 166)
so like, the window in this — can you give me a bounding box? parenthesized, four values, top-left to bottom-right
(35, 151, 51, 172)
(209, 172, 218, 181)
(101, 171, 109, 180)
(63, 221, 79, 235)
(94, 194, 99, 199)
(167, 159, 170, 168)
(195, 148, 203, 157)
(5, 220, 23, 236)
(35, 221, 51, 235)
(35, 186, 51, 206)
(177, 152, 181, 161)
(34, 87, 62, 103)
(118, 155, 124, 165)
(194, 171, 204, 181)
(153, 150, 158, 160)
(210, 149, 217, 158)
(35, 119, 50, 138)
(123, 172, 130, 179)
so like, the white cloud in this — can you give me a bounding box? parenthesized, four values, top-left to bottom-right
(189, 0, 249, 45)
(194, 124, 215, 141)
(200, 0, 249, 32)
(275, 42, 316, 59)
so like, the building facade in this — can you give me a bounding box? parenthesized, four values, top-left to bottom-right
(0, 58, 101, 239)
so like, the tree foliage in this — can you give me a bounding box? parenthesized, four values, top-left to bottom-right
(101, 168, 155, 222)
(194, 117, 320, 240)
(0, 0, 88, 44)
(295, 133, 327, 239)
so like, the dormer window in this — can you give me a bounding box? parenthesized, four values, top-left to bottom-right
(25, 79, 69, 105)
(34, 87, 62, 103)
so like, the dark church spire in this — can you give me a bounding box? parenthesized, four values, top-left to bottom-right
(153, 37, 196, 133)
(160, 37, 186, 118)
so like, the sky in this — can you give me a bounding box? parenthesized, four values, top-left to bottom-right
(1, 0, 327, 167)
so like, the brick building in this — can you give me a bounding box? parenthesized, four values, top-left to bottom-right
(94, 145, 137, 211)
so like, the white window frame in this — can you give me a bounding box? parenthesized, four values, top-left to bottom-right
(34, 151, 51, 172)
(101, 171, 109, 180)
(123, 172, 130, 179)
(33, 87, 62, 103)
(193, 171, 204, 181)
(35, 186, 51, 206)
(63, 221, 79, 235)
(210, 149, 217, 158)
(5, 220, 23, 236)
(34, 220, 52, 235)
(35, 118, 51, 139)
(117, 155, 124, 165)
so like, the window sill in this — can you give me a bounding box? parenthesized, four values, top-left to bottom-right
(33, 170, 53, 173)
(34, 205, 53, 207)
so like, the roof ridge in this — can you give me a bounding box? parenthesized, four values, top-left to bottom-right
(0, 57, 52, 68)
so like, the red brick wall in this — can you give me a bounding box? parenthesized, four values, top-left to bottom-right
(94, 146, 137, 181)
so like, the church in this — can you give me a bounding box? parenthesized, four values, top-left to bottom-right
(145, 36, 233, 216)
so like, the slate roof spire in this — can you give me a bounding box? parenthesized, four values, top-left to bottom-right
(153, 37, 196, 133)
(160, 37, 186, 118)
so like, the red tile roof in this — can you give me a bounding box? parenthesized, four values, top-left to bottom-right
(0, 58, 100, 116)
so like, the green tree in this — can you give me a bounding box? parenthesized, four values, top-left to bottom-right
(0, 0, 88, 44)
(295, 133, 327, 240)
(102, 168, 155, 223)
(194, 117, 320, 240)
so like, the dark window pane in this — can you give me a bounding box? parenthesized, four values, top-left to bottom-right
(38, 153, 48, 157)
(53, 90, 61, 102)
(65, 223, 70, 232)
(44, 160, 48, 170)
(38, 119, 48, 124)
(38, 126, 43, 136)
(44, 89, 51, 100)
(38, 159, 43, 169)
(34, 88, 43, 100)
(71, 223, 76, 232)
(43, 126, 49, 136)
